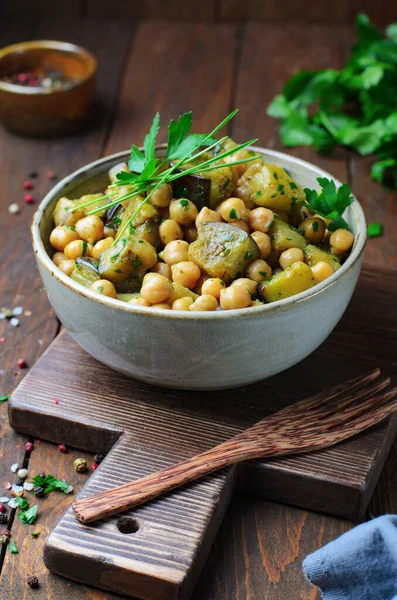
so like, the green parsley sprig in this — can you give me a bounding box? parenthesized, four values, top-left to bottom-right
(268, 13, 397, 188)
(302, 177, 354, 231)
(71, 110, 261, 244)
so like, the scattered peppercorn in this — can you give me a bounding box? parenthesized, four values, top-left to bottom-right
(38, 472, 46, 479)
(94, 454, 105, 465)
(17, 358, 28, 368)
(33, 486, 46, 498)
(29, 171, 38, 179)
(23, 181, 33, 190)
(8, 203, 20, 215)
(27, 576, 39, 589)
(17, 468, 28, 480)
(0, 514, 8, 525)
(25, 442, 34, 453)
(0, 528, 11, 539)
(92, 463, 98, 470)
(24, 194, 35, 204)
(73, 458, 87, 473)
(0, 504, 6, 513)
(0, 534, 9, 545)
(58, 444, 67, 453)
(47, 170, 56, 180)
(15, 478, 24, 486)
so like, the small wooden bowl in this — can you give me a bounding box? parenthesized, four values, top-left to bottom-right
(0, 40, 96, 136)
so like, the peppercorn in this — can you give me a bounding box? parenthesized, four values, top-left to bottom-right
(58, 444, 67, 453)
(27, 576, 39, 588)
(47, 170, 56, 180)
(15, 478, 24, 486)
(33, 486, 46, 498)
(94, 454, 105, 465)
(25, 442, 34, 453)
(0, 503, 6, 513)
(17, 358, 28, 368)
(29, 171, 38, 179)
(38, 472, 46, 479)
(24, 194, 35, 204)
(0, 528, 11, 539)
(23, 181, 33, 190)
(17, 468, 28, 480)
(73, 458, 87, 473)
(0, 514, 8, 525)
(92, 463, 98, 470)
(0, 534, 9, 545)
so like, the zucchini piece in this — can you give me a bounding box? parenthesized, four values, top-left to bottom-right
(70, 257, 100, 288)
(188, 222, 260, 283)
(236, 163, 306, 212)
(269, 217, 306, 252)
(169, 282, 199, 304)
(53, 198, 85, 227)
(76, 194, 109, 218)
(98, 236, 156, 283)
(258, 261, 316, 303)
(304, 244, 341, 271)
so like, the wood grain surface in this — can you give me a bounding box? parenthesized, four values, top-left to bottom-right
(1, 16, 397, 600)
(2, 0, 397, 25)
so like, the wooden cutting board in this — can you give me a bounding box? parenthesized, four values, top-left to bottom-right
(8, 265, 397, 600)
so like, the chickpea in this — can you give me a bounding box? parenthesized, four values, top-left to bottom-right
(183, 224, 198, 243)
(279, 248, 304, 270)
(169, 198, 198, 225)
(248, 208, 274, 233)
(52, 252, 66, 266)
(220, 198, 247, 222)
(150, 184, 172, 208)
(195, 206, 222, 227)
(162, 240, 189, 265)
(135, 240, 157, 269)
(57, 259, 75, 276)
(89, 279, 117, 298)
(172, 297, 194, 311)
(103, 225, 116, 239)
(50, 225, 79, 251)
(189, 294, 218, 312)
(171, 261, 201, 289)
(159, 219, 183, 245)
(141, 273, 173, 304)
(230, 219, 250, 233)
(153, 303, 171, 310)
(91, 237, 114, 260)
(75, 215, 104, 245)
(219, 285, 251, 310)
(194, 273, 210, 294)
(128, 297, 151, 307)
(251, 231, 271, 259)
(299, 217, 326, 244)
(152, 262, 172, 279)
(230, 278, 258, 297)
(312, 261, 335, 283)
(64, 239, 93, 260)
(330, 229, 354, 255)
(246, 259, 272, 283)
(201, 277, 225, 299)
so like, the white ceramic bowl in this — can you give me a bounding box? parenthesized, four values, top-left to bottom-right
(32, 147, 366, 390)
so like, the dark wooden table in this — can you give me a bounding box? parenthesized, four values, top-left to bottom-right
(1, 18, 397, 600)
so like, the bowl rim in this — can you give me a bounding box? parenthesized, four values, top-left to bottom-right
(0, 40, 96, 95)
(31, 146, 367, 320)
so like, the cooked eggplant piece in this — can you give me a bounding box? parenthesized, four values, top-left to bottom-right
(105, 203, 126, 231)
(70, 256, 100, 287)
(174, 154, 236, 209)
(235, 163, 306, 212)
(304, 244, 341, 271)
(99, 236, 156, 283)
(188, 222, 260, 283)
(258, 261, 315, 303)
(172, 173, 211, 211)
(53, 198, 85, 227)
(269, 217, 307, 252)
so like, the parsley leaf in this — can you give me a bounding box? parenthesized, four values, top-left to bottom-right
(303, 178, 354, 230)
(9, 540, 18, 554)
(18, 504, 38, 525)
(268, 13, 397, 188)
(367, 222, 383, 237)
(32, 473, 71, 494)
(0, 395, 8, 403)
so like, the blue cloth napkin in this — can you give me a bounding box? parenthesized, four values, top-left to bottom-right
(303, 515, 397, 600)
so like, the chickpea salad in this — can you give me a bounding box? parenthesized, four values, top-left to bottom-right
(49, 111, 356, 312)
